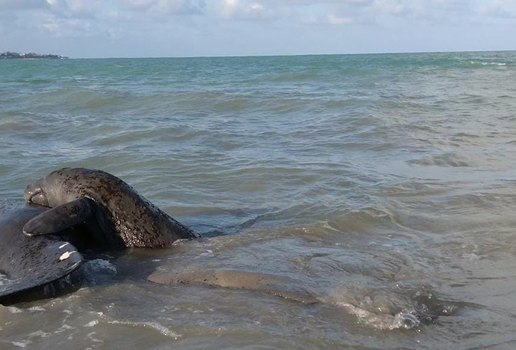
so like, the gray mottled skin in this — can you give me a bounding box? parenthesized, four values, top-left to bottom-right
(24, 168, 197, 249)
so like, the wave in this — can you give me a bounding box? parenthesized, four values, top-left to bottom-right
(408, 152, 472, 167)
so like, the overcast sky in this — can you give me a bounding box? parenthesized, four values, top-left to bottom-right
(1, 0, 515, 58)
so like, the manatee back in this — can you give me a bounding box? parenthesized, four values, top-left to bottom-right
(61, 168, 196, 247)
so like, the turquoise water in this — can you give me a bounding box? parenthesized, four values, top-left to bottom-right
(1, 51, 516, 348)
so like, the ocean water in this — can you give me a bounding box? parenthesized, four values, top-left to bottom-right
(1, 51, 516, 349)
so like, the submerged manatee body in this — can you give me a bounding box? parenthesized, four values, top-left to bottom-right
(148, 268, 320, 304)
(23, 168, 197, 249)
(0, 207, 83, 305)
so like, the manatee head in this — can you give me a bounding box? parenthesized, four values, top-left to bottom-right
(24, 168, 77, 207)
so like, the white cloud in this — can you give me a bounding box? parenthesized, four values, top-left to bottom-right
(42, 14, 93, 37)
(1, 0, 516, 57)
(116, 0, 206, 15)
(0, 0, 47, 9)
(370, 0, 516, 22)
(327, 13, 353, 25)
(216, 0, 272, 20)
(2, 0, 515, 28)
(476, 0, 516, 19)
(45, 0, 103, 18)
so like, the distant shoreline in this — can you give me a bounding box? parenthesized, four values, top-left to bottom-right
(0, 52, 67, 60)
(64, 49, 515, 60)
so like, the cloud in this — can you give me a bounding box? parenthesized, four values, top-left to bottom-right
(215, 0, 273, 20)
(115, 0, 206, 15)
(370, 0, 516, 22)
(327, 14, 353, 25)
(3, 0, 515, 31)
(476, 0, 516, 19)
(0, 0, 47, 10)
(0, 0, 209, 41)
(41, 14, 94, 37)
(1, 0, 516, 57)
(44, 0, 104, 19)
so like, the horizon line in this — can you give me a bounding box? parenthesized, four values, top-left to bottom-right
(63, 48, 516, 60)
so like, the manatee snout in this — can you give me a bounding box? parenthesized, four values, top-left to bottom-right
(24, 182, 48, 207)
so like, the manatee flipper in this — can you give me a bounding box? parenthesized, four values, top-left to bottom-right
(0, 207, 83, 304)
(0, 238, 83, 304)
(23, 198, 95, 237)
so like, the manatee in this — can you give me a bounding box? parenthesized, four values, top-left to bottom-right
(0, 207, 83, 304)
(148, 268, 319, 304)
(23, 168, 197, 249)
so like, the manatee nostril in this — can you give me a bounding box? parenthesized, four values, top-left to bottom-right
(24, 187, 39, 202)
(24, 186, 47, 206)
(23, 190, 33, 202)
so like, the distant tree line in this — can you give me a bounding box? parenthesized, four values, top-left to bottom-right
(0, 51, 67, 59)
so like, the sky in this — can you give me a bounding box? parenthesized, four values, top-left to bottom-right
(1, 0, 515, 58)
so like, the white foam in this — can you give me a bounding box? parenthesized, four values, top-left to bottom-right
(87, 331, 103, 344)
(172, 238, 189, 246)
(28, 330, 51, 338)
(28, 306, 46, 312)
(54, 324, 74, 334)
(391, 311, 420, 329)
(336, 302, 420, 330)
(84, 320, 99, 327)
(199, 249, 214, 257)
(12, 340, 31, 348)
(106, 319, 181, 340)
(7, 306, 23, 314)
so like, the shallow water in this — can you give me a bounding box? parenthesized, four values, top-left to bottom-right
(1, 51, 516, 349)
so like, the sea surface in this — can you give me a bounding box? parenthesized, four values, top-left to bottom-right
(1, 51, 516, 349)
